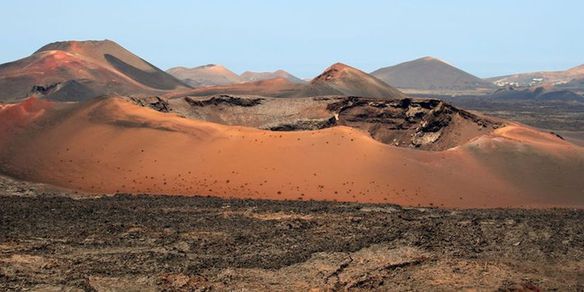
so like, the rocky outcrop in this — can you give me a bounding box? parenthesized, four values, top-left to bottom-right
(29, 80, 99, 101)
(266, 117, 337, 131)
(137, 94, 501, 151)
(130, 96, 171, 112)
(326, 97, 500, 150)
(30, 82, 61, 96)
(185, 95, 264, 107)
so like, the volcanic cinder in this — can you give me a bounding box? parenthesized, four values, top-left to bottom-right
(0, 94, 582, 208)
(0, 40, 583, 209)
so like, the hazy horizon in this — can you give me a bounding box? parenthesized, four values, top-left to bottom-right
(1, 0, 583, 79)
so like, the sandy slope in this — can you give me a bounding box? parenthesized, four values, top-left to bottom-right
(0, 97, 582, 208)
(0, 97, 53, 148)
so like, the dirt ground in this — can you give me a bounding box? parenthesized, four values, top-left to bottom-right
(0, 176, 583, 291)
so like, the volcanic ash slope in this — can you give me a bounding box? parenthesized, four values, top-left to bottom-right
(0, 96, 582, 208)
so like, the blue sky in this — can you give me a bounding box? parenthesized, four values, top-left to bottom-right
(1, 0, 582, 78)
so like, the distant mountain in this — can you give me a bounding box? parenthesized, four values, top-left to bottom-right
(491, 86, 584, 101)
(559, 77, 584, 91)
(168, 77, 304, 98)
(240, 70, 306, 84)
(172, 63, 406, 99)
(371, 57, 494, 91)
(487, 64, 584, 88)
(0, 40, 189, 102)
(299, 63, 406, 98)
(167, 64, 242, 87)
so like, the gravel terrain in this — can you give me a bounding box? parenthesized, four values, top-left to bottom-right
(0, 176, 583, 291)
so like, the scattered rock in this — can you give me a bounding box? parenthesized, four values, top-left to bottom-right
(130, 96, 171, 112)
(266, 117, 337, 131)
(0, 194, 581, 291)
(326, 96, 501, 150)
(185, 95, 263, 107)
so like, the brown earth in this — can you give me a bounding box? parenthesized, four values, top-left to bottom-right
(0, 96, 582, 208)
(0, 182, 582, 291)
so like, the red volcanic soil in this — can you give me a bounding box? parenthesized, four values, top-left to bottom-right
(0, 40, 188, 102)
(0, 97, 53, 146)
(0, 97, 583, 208)
(302, 63, 407, 99)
